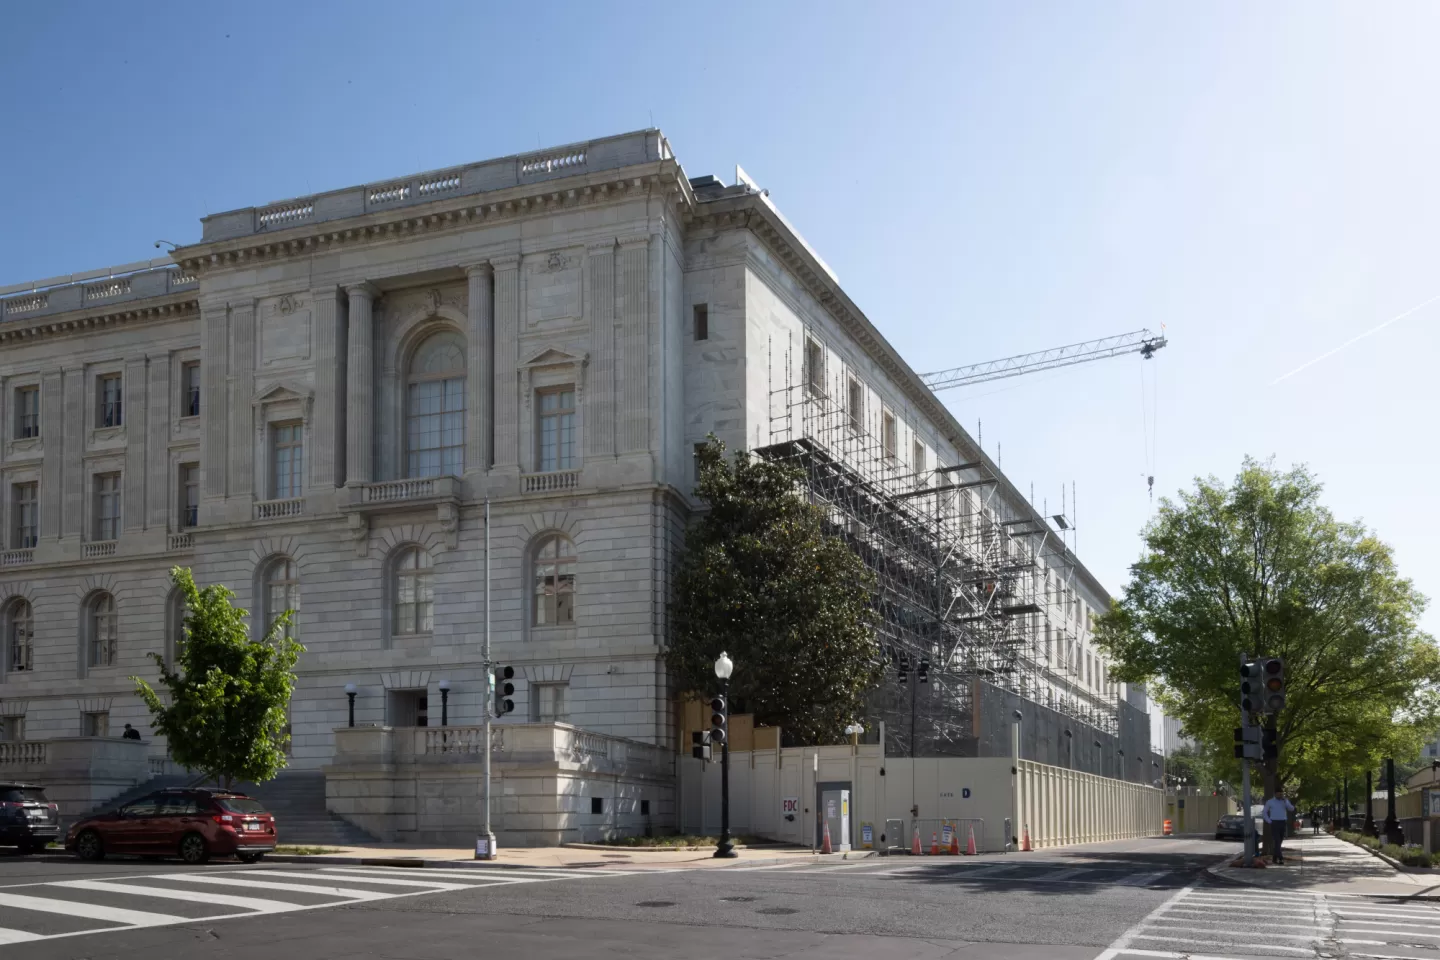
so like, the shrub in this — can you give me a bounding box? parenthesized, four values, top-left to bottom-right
(1381, 843, 1404, 859)
(1400, 847, 1434, 868)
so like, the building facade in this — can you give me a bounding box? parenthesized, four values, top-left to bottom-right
(0, 130, 1131, 839)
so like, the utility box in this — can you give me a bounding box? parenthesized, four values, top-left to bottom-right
(822, 788, 851, 852)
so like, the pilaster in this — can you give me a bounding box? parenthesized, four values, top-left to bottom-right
(227, 300, 256, 500)
(38, 371, 62, 539)
(123, 356, 147, 532)
(491, 257, 520, 470)
(310, 286, 344, 497)
(200, 302, 228, 502)
(465, 263, 493, 473)
(616, 237, 650, 454)
(345, 282, 378, 485)
(585, 241, 616, 459)
(61, 369, 83, 539)
(145, 354, 171, 528)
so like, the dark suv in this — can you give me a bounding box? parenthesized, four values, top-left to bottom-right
(66, 788, 276, 864)
(0, 783, 60, 853)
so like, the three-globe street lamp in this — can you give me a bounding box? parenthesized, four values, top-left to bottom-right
(714, 652, 737, 859)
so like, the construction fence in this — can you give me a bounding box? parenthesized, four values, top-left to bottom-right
(680, 743, 1163, 854)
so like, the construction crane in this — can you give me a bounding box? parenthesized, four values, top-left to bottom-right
(920, 328, 1167, 393)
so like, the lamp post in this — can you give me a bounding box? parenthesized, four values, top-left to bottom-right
(714, 652, 736, 859)
(438, 680, 450, 727)
(844, 722, 865, 747)
(344, 683, 357, 728)
(1364, 770, 1376, 837)
(1384, 757, 1402, 845)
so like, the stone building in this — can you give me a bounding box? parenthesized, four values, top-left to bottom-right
(0, 129, 1128, 843)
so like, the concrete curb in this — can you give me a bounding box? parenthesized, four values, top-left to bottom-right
(559, 841, 799, 853)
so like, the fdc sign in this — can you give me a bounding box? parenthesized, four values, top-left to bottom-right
(782, 797, 799, 815)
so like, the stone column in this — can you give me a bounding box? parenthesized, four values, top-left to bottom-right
(345, 283, 378, 485)
(465, 263, 493, 472)
(490, 257, 520, 470)
(123, 356, 147, 532)
(310, 286, 344, 492)
(61, 369, 84, 539)
(199, 301, 228, 501)
(616, 237, 650, 454)
(585, 241, 616, 459)
(227, 300, 256, 500)
(145, 355, 171, 529)
(39, 371, 62, 539)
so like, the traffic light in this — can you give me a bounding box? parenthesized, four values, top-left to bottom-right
(691, 729, 711, 762)
(493, 665, 515, 716)
(709, 694, 728, 746)
(1233, 725, 1261, 760)
(918, 659, 930, 683)
(1262, 726, 1278, 762)
(1239, 661, 1261, 714)
(897, 653, 909, 684)
(1262, 658, 1285, 713)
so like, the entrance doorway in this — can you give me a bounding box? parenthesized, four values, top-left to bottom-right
(388, 690, 429, 727)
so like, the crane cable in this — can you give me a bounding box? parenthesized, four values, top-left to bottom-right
(1139, 345, 1159, 503)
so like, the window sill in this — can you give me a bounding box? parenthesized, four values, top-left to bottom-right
(90, 426, 125, 443)
(530, 625, 577, 641)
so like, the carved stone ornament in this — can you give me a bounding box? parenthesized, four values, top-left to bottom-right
(427, 289, 443, 314)
(436, 502, 459, 551)
(279, 295, 298, 316)
(545, 252, 573, 272)
(347, 513, 369, 558)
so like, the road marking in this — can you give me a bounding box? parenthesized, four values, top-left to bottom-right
(718, 862, 814, 872)
(239, 870, 472, 890)
(0, 890, 185, 927)
(1126, 933, 1316, 954)
(54, 879, 311, 914)
(1113, 871, 1167, 887)
(1093, 882, 1198, 960)
(149, 874, 393, 900)
(319, 866, 617, 882)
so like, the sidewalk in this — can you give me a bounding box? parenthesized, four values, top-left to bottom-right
(1208, 832, 1440, 898)
(264, 841, 843, 870)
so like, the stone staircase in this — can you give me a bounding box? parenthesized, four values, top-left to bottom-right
(202, 772, 377, 847)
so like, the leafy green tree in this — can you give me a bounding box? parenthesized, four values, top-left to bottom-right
(1095, 459, 1440, 807)
(133, 567, 304, 788)
(1166, 743, 1217, 793)
(668, 437, 881, 744)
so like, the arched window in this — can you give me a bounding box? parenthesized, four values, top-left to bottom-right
(264, 558, 300, 638)
(532, 535, 575, 627)
(392, 546, 434, 636)
(406, 331, 465, 478)
(89, 593, 117, 667)
(4, 600, 32, 673)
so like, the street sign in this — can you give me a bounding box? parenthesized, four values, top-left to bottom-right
(782, 797, 799, 815)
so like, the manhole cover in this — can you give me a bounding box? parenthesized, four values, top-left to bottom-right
(757, 907, 799, 916)
(721, 896, 757, 903)
(635, 900, 677, 908)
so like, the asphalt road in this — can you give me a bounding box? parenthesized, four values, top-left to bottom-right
(0, 836, 1419, 960)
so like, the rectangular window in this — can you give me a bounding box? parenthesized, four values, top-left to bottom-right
(532, 682, 568, 722)
(537, 389, 576, 472)
(881, 411, 897, 459)
(913, 439, 926, 474)
(590, 797, 604, 815)
(640, 799, 650, 816)
(94, 473, 121, 541)
(693, 303, 709, 341)
(805, 338, 825, 396)
(11, 483, 37, 549)
(181, 362, 201, 417)
(272, 424, 303, 499)
(179, 464, 199, 528)
(82, 711, 109, 738)
(0, 718, 23, 743)
(98, 374, 123, 428)
(847, 377, 863, 430)
(14, 387, 38, 439)
(406, 377, 465, 478)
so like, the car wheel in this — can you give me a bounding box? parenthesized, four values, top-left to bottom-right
(75, 830, 105, 861)
(236, 851, 265, 864)
(179, 832, 210, 865)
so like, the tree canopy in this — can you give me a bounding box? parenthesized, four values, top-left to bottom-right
(1094, 459, 1440, 804)
(133, 567, 304, 788)
(667, 437, 881, 745)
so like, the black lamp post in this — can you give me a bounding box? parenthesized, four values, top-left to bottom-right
(1384, 757, 1403, 845)
(1344, 776, 1350, 830)
(345, 683, 357, 728)
(1364, 770, 1376, 837)
(713, 651, 736, 859)
(438, 679, 450, 727)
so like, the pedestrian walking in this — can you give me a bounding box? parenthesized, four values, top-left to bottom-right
(1263, 787, 1296, 864)
(1310, 807, 1321, 835)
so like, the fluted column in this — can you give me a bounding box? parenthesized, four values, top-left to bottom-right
(585, 241, 616, 458)
(61, 369, 83, 538)
(227, 300, 256, 499)
(465, 263, 493, 472)
(200, 301, 229, 501)
(310, 287, 343, 492)
(345, 283, 378, 485)
(39, 371, 62, 539)
(491, 257, 520, 470)
(123, 356, 148, 532)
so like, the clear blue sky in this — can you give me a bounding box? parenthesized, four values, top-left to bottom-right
(4, 2, 1438, 633)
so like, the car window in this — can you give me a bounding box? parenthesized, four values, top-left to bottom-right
(0, 788, 47, 803)
(157, 796, 201, 816)
(123, 799, 159, 817)
(215, 796, 267, 814)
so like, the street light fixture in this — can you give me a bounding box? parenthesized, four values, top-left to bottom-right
(344, 683, 357, 728)
(713, 652, 737, 859)
(438, 679, 451, 727)
(844, 722, 865, 747)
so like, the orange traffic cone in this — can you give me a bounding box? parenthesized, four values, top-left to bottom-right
(911, 829, 922, 856)
(949, 825, 960, 856)
(821, 821, 833, 855)
(930, 831, 939, 856)
(966, 824, 977, 855)
(1022, 823, 1032, 852)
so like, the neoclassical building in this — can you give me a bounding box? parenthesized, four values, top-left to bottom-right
(0, 130, 1131, 841)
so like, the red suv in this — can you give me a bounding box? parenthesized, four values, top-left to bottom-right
(66, 789, 276, 864)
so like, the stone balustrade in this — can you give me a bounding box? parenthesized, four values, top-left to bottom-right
(522, 470, 580, 494)
(0, 261, 196, 325)
(167, 532, 194, 551)
(0, 549, 34, 568)
(0, 737, 151, 817)
(82, 541, 117, 559)
(0, 741, 47, 766)
(255, 497, 304, 520)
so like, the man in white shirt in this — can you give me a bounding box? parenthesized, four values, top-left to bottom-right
(1262, 788, 1297, 864)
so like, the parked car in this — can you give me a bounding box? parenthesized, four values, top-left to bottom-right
(65, 788, 276, 864)
(0, 783, 60, 853)
(1214, 814, 1247, 841)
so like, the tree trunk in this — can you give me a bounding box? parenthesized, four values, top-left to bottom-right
(1260, 716, 1280, 860)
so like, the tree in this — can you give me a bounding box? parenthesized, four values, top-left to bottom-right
(1095, 459, 1440, 807)
(1166, 743, 1217, 794)
(668, 437, 881, 745)
(133, 567, 304, 788)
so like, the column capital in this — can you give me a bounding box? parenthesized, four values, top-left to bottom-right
(489, 254, 521, 270)
(586, 238, 618, 254)
(345, 281, 380, 300)
(464, 261, 493, 278)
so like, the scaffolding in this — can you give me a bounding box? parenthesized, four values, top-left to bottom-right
(756, 359, 1119, 757)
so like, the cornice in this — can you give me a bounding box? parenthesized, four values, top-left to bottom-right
(0, 293, 199, 346)
(173, 160, 694, 279)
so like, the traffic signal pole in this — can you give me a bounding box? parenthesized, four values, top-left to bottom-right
(1241, 736, 1254, 867)
(479, 497, 497, 861)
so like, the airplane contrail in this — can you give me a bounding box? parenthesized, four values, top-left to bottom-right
(1271, 291, 1440, 385)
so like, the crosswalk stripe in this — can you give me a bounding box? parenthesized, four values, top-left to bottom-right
(720, 862, 815, 872)
(319, 866, 612, 881)
(0, 928, 44, 945)
(1114, 871, 1168, 887)
(151, 874, 391, 900)
(54, 879, 311, 914)
(1166, 905, 1318, 918)
(1128, 933, 1315, 954)
(1114, 950, 1301, 960)
(0, 890, 186, 927)
(238, 870, 472, 890)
